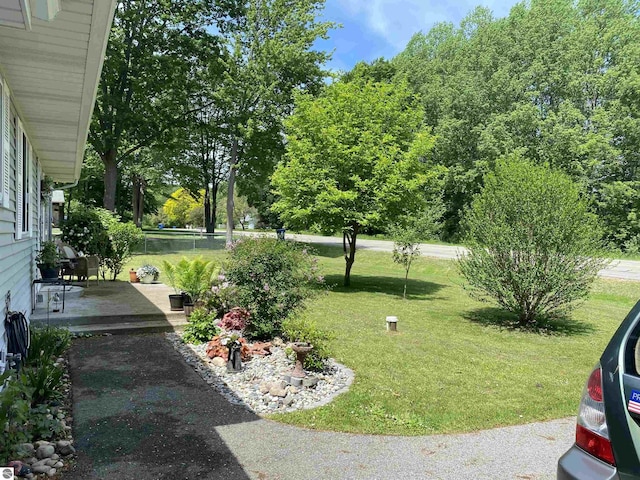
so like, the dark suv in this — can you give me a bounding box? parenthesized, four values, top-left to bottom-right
(558, 301, 640, 479)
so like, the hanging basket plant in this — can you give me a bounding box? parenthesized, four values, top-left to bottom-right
(41, 175, 55, 199)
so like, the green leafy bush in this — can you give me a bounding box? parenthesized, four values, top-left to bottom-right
(28, 404, 66, 440)
(182, 308, 220, 344)
(102, 222, 144, 280)
(27, 325, 72, 367)
(458, 155, 607, 327)
(282, 317, 333, 371)
(60, 203, 110, 256)
(23, 360, 65, 406)
(225, 237, 324, 339)
(202, 274, 237, 318)
(0, 371, 33, 464)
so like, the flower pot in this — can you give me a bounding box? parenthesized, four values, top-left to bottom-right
(38, 264, 59, 280)
(140, 276, 154, 284)
(129, 270, 139, 283)
(184, 303, 195, 317)
(169, 294, 184, 311)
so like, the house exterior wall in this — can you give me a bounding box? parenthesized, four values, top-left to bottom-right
(0, 75, 42, 363)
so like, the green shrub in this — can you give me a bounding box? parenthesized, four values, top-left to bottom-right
(202, 274, 237, 318)
(102, 222, 144, 280)
(282, 316, 333, 371)
(27, 325, 72, 367)
(61, 203, 110, 256)
(225, 237, 324, 339)
(23, 359, 65, 406)
(0, 371, 33, 464)
(458, 155, 607, 327)
(27, 404, 66, 441)
(182, 308, 220, 344)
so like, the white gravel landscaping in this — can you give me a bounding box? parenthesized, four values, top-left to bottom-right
(165, 332, 354, 414)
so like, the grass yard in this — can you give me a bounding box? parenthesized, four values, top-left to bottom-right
(123, 242, 640, 435)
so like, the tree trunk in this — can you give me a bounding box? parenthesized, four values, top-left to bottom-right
(102, 148, 118, 211)
(131, 174, 145, 227)
(226, 137, 238, 245)
(343, 225, 359, 287)
(204, 184, 212, 233)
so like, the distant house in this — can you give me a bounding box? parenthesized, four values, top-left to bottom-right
(0, 1, 115, 356)
(51, 189, 64, 227)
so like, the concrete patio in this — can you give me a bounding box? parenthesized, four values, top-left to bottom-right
(31, 281, 189, 334)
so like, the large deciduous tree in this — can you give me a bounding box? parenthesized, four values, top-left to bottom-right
(271, 81, 444, 286)
(89, 0, 229, 212)
(219, 0, 334, 244)
(392, 0, 640, 246)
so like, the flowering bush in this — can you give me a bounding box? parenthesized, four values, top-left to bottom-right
(60, 204, 109, 256)
(202, 274, 237, 318)
(219, 307, 250, 332)
(136, 265, 160, 281)
(225, 237, 325, 339)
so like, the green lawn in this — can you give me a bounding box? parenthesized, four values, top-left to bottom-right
(123, 244, 640, 435)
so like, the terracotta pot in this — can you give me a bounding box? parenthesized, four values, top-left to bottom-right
(129, 270, 139, 283)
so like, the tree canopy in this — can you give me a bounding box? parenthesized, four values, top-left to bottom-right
(271, 80, 444, 286)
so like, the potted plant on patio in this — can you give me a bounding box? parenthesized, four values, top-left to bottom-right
(162, 257, 216, 316)
(136, 265, 160, 284)
(36, 240, 60, 280)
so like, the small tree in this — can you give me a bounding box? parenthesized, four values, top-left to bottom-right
(458, 155, 607, 327)
(390, 207, 443, 299)
(102, 222, 144, 281)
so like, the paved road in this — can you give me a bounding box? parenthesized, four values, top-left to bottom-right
(237, 231, 640, 282)
(69, 334, 572, 480)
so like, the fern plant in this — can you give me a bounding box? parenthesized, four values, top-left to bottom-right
(162, 257, 216, 303)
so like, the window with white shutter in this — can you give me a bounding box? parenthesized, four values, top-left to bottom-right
(0, 80, 8, 209)
(15, 115, 22, 240)
(21, 131, 30, 235)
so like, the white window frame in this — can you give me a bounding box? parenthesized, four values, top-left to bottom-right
(15, 115, 23, 240)
(0, 78, 8, 209)
(20, 128, 31, 237)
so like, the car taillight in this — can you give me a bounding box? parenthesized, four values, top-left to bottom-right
(575, 364, 615, 465)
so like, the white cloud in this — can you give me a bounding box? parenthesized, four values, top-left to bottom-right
(335, 0, 518, 52)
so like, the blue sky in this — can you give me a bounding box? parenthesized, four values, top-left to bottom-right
(316, 0, 521, 73)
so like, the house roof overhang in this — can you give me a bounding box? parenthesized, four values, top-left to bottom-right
(0, 0, 116, 182)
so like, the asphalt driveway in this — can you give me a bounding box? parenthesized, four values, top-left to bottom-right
(68, 334, 573, 479)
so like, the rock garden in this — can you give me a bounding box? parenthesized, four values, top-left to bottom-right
(161, 236, 352, 414)
(1, 324, 75, 479)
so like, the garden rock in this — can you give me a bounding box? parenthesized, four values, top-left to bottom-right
(35, 445, 55, 459)
(47, 468, 57, 477)
(269, 383, 287, 398)
(56, 440, 75, 456)
(211, 357, 226, 367)
(303, 376, 319, 388)
(16, 443, 35, 456)
(31, 464, 51, 474)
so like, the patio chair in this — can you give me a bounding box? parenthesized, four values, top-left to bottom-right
(57, 243, 100, 287)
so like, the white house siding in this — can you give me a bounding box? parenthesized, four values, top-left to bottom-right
(0, 85, 41, 363)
